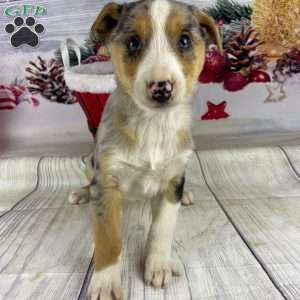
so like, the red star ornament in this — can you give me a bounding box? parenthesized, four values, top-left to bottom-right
(201, 101, 230, 120)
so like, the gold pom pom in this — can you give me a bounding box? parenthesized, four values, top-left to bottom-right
(252, 0, 300, 48)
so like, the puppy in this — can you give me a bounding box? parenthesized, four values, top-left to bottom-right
(70, 1, 221, 299)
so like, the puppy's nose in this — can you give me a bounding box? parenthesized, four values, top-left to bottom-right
(147, 80, 174, 104)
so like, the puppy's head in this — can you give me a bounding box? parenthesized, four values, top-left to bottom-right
(91, 0, 222, 111)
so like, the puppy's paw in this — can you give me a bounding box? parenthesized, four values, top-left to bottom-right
(68, 188, 89, 204)
(181, 191, 194, 206)
(144, 253, 182, 288)
(88, 263, 122, 300)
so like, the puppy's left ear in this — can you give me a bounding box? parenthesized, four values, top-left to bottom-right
(91, 2, 124, 44)
(197, 11, 223, 53)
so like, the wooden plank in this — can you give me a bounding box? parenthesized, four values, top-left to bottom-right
(0, 156, 93, 299)
(209, 197, 300, 300)
(14, 157, 88, 210)
(280, 146, 300, 176)
(185, 153, 216, 201)
(172, 204, 283, 300)
(198, 147, 300, 200)
(0, 141, 93, 159)
(0, 207, 93, 274)
(0, 157, 39, 212)
(0, 273, 86, 300)
(0, 206, 93, 299)
(197, 148, 300, 299)
(193, 131, 300, 151)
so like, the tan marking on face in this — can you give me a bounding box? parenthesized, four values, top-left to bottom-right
(183, 42, 205, 92)
(92, 152, 123, 271)
(165, 10, 186, 40)
(166, 10, 206, 93)
(111, 14, 152, 95)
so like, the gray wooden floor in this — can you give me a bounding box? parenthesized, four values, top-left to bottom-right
(1, 146, 300, 300)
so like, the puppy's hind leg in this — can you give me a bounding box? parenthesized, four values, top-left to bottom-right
(68, 186, 90, 204)
(68, 153, 96, 205)
(144, 175, 185, 288)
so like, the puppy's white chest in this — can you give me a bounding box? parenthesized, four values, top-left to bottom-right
(117, 130, 187, 198)
(137, 115, 181, 167)
(141, 133, 177, 170)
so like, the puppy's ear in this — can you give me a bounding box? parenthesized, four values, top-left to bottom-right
(91, 2, 123, 43)
(197, 11, 223, 53)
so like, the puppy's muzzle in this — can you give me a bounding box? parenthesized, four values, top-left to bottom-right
(147, 80, 174, 104)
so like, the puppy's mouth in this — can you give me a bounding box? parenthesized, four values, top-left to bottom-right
(149, 96, 175, 109)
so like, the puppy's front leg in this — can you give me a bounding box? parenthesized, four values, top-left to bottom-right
(144, 175, 185, 288)
(88, 172, 123, 300)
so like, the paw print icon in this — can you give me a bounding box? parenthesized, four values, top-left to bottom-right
(5, 16, 45, 48)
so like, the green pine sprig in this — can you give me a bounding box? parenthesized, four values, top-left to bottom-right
(221, 18, 251, 42)
(205, 0, 252, 24)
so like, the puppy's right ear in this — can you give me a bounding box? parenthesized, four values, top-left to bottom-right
(91, 2, 123, 44)
(197, 11, 223, 53)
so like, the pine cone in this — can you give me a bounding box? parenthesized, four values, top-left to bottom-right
(273, 48, 300, 83)
(26, 56, 77, 104)
(224, 24, 267, 73)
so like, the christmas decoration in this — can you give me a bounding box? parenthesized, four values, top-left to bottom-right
(76, 92, 110, 137)
(82, 54, 110, 65)
(273, 48, 300, 83)
(0, 85, 39, 110)
(201, 101, 230, 120)
(205, 0, 252, 24)
(223, 71, 248, 91)
(248, 70, 271, 83)
(224, 24, 266, 73)
(257, 44, 287, 62)
(251, 0, 300, 50)
(55, 39, 110, 66)
(55, 39, 96, 66)
(199, 47, 229, 83)
(220, 18, 251, 42)
(198, 71, 215, 84)
(264, 83, 287, 103)
(26, 56, 77, 104)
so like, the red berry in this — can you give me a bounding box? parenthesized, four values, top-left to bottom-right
(223, 72, 248, 92)
(217, 19, 225, 27)
(212, 66, 229, 83)
(199, 47, 229, 83)
(249, 70, 271, 83)
(95, 42, 102, 51)
(204, 47, 228, 74)
(199, 70, 215, 83)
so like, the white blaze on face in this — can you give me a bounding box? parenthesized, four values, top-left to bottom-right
(133, 0, 186, 110)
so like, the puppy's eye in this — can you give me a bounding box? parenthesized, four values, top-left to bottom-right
(177, 33, 192, 50)
(126, 35, 142, 56)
